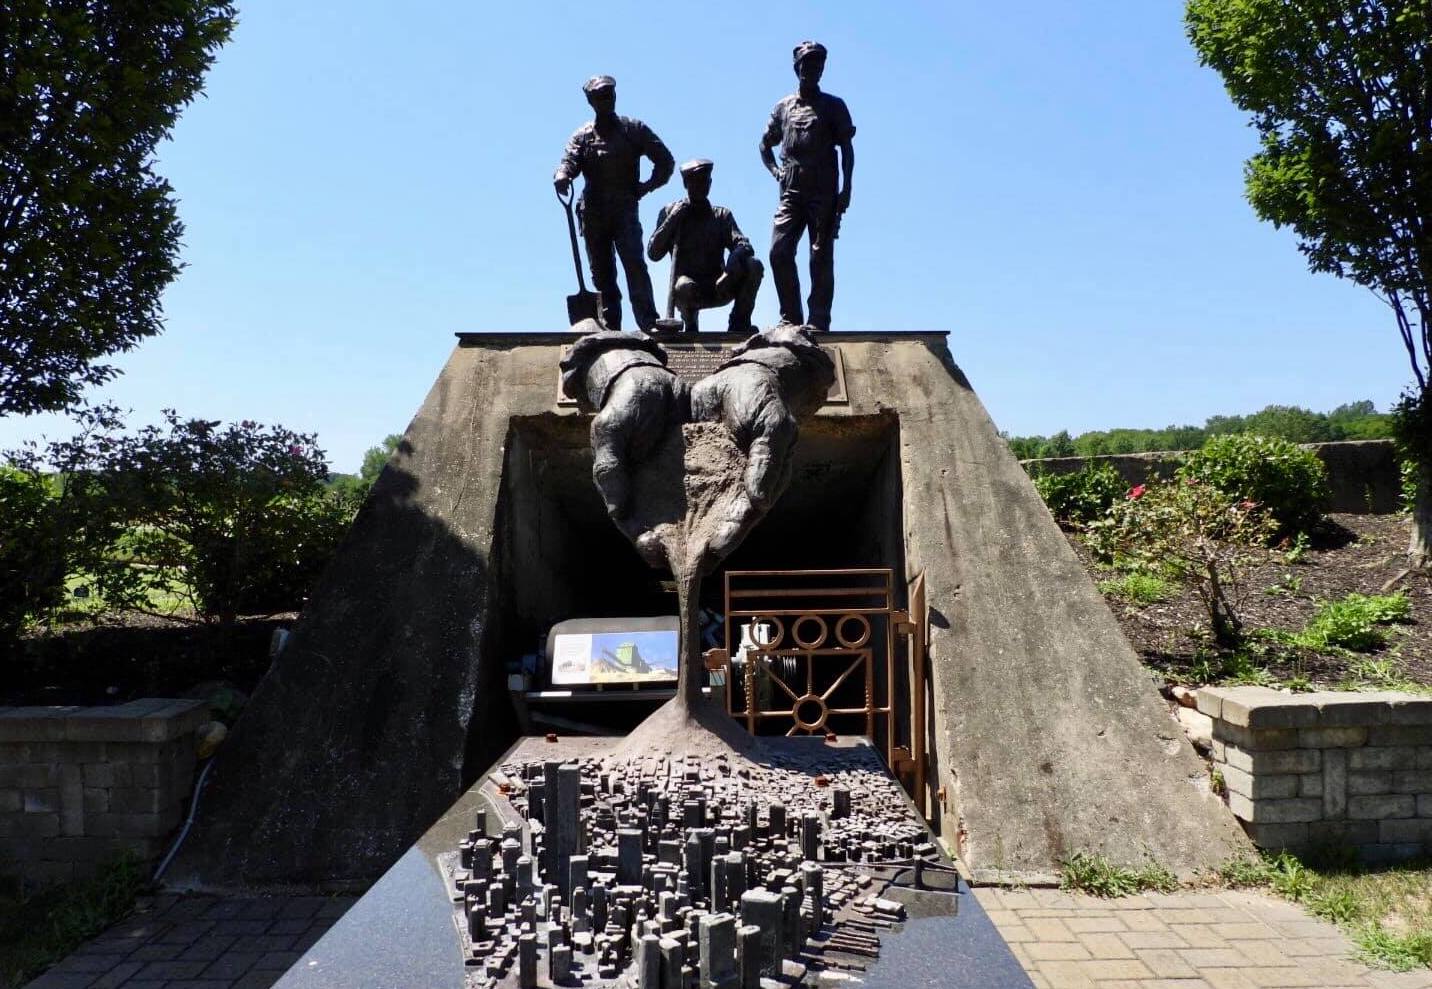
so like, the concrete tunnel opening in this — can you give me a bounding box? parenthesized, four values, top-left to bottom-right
(462, 411, 921, 793)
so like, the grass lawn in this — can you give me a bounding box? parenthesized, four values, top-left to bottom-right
(1061, 851, 1432, 971)
(1222, 852, 1432, 971)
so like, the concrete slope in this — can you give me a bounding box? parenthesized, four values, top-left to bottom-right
(170, 338, 561, 887)
(832, 335, 1249, 880)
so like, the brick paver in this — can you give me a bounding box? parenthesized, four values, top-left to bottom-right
(975, 888, 1432, 989)
(23, 893, 355, 989)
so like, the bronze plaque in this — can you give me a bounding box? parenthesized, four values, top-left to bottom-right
(558, 343, 847, 405)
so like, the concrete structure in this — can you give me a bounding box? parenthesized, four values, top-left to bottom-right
(1199, 686, 1432, 861)
(0, 699, 208, 883)
(1023, 438, 1401, 514)
(174, 331, 1247, 888)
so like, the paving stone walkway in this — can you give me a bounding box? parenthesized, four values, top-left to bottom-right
(27, 886, 1432, 988)
(975, 888, 1432, 989)
(23, 893, 355, 989)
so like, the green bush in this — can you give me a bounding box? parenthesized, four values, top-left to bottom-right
(5, 409, 356, 631)
(88, 413, 357, 624)
(1, 406, 131, 645)
(1178, 434, 1329, 537)
(1033, 463, 1128, 527)
(1295, 593, 1411, 652)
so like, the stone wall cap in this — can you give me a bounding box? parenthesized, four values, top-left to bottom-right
(0, 698, 210, 743)
(1196, 686, 1432, 729)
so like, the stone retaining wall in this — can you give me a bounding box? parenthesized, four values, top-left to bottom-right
(1197, 686, 1432, 862)
(1022, 439, 1400, 514)
(0, 699, 208, 883)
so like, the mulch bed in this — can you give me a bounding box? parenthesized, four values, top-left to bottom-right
(1068, 512, 1432, 689)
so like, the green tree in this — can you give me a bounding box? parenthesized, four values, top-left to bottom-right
(1186, 0, 1432, 565)
(0, 2, 235, 415)
(1004, 435, 1047, 460)
(360, 434, 402, 487)
(328, 433, 403, 501)
(1041, 430, 1076, 459)
(1327, 400, 1394, 438)
(1240, 405, 1333, 444)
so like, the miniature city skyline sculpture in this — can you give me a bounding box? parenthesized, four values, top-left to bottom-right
(447, 741, 939, 988)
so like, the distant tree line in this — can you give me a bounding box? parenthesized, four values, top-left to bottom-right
(1005, 400, 1392, 461)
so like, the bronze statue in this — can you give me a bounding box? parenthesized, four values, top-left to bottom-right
(561, 323, 834, 711)
(647, 159, 764, 334)
(555, 76, 675, 333)
(558, 322, 688, 526)
(759, 42, 856, 333)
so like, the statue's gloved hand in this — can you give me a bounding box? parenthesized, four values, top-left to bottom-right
(592, 366, 687, 524)
(689, 364, 796, 512)
(689, 324, 836, 510)
(559, 323, 688, 526)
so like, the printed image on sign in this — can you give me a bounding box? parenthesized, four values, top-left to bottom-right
(550, 630, 679, 685)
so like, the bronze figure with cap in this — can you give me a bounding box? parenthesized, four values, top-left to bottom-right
(647, 159, 765, 335)
(759, 41, 856, 332)
(555, 76, 675, 333)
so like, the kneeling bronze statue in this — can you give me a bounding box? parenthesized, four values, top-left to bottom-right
(647, 159, 764, 335)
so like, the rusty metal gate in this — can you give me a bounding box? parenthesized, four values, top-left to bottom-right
(718, 569, 926, 806)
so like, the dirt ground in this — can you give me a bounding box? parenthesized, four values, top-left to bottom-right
(1070, 513, 1432, 689)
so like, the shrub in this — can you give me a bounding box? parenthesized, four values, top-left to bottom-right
(1295, 593, 1411, 652)
(1, 406, 131, 645)
(1087, 479, 1277, 645)
(5, 409, 355, 632)
(1400, 459, 1418, 515)
(1178, 434, 1329, 537)
(1033, 463, 1128, 528)
(0, 467, 67, 643)
(87, 412, 356, 624)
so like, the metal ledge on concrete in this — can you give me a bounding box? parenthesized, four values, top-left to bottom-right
(455, 329, 952, 346)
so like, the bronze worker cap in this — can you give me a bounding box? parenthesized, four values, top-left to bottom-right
(583, 75, 616, 94)
(680, 159, 714, 177)
(792, 41, 827, 66)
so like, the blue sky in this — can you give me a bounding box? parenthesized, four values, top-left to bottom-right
(2, 0, 1414, 472)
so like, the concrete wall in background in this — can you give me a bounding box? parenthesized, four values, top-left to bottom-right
(1199, 686, 1432, 862)
(1023, 439, 1401, 514)
(0, 699, 208, 882)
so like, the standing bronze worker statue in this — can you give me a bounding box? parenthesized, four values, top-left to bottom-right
(760, 41, 856, 333)
(555, 75, 675, 333)
(647, 160, 764, 335)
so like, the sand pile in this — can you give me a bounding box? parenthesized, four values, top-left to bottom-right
(612, 420, 767, 760)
